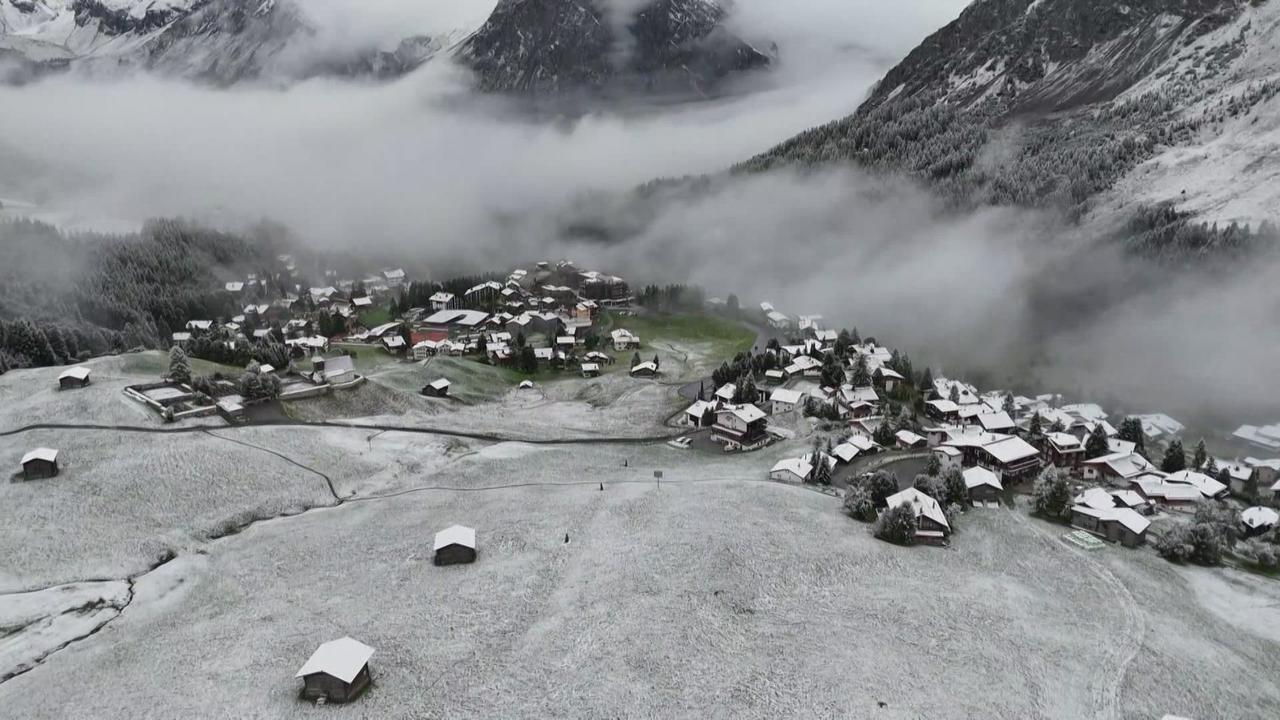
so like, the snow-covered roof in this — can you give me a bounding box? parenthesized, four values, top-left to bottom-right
(429, 292, 455, 303)
(977, 411, 1016, 432)
(933, 445, 961, 457)
(382, 336, 406, 349)
(59, 366, 90, 381)
(1133, 413, 1184, 439)
(715, 383, 737, 401)
(981, 436, 1040, 464)
(580, 363, 601, 373)
(352, 296, 373, 307)
(22, 447, 58, 465)
(1242, 506, 1280, 531)
(886, 488, 950, 531)
(896, 430, 925, 446)
(1165, 470, 1228, 498)
(789, 355, 822, 371)
(224, 281, 244, 292)
(874, 367, 905, 380)
(610, 328, 638, 341)
(1085, 451, 1152, 479)
(1046, 432, 1082, 451)
(770, 388, 804, 405)
(433, 524, 476, 551)
(926, 399, 959, 413)
(1074, 505, 1151, 534)
(319, 355, 355, 382)
(771, 457, 812, 479)
(1133, 478, 1204, 502)
(720, 404, 766, 424)
(962, 466, 1003, 491)
(295, 637, 375, 682)
(424, 309, 489, 327)
(630, 362, 658, 374)
(1074, 487, 1117, 511)
(831, 443, 861, 463)
(428, 378, 451, 391)
(383, 268, 405, 280)
(1234, 424, 1280, 450)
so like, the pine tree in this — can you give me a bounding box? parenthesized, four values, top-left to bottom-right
(631, 351, 641, 368)
(918, 366, 934, 393)
(1161, 440, 1187, 473)
(851, 354, 870, 387)
(1192, 439, 1207, 470)
(1002, 392, 1015, 418)
(924, 453, 941, 477)
(1118, 418, 1146, 456)
(168, 346, 192, 385)
(1029, 411, 1043, 436)
(1085, 424, 1110, 459)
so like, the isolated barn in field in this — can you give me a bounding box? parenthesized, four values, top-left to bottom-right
(21, 448, 59, 480)
(421, 378, 451, 398)
(434, 524, 477, 566)
(1242, 506, 1279, 537)
(884, 488, 951, 545)
(58, 366, 91, 390)
(1069, 506, 1150, 548)
(295, 637, 375, 704)
(769, 457, 812, 484)
(629, 361, 659, 378)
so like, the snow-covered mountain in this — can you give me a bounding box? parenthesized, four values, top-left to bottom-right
(458, 0, 772, 99)
(0, 0, 461, 84)
(741, 0, 1280, 248)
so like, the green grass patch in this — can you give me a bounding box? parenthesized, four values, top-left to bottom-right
(358, 306, 391, 328)
(329, 343, 403, 373)
(607, 311, 756, 369)
(120, 350, 246, 378)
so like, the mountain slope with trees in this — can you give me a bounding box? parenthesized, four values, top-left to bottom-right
(738, 0, 1280, 253)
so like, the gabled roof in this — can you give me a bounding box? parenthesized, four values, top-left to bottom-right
(1074, 487, 1117, 511)
(428, 378, 451, 390)
(1073, 505, 1151, 534)
(770, 457, 813, 479)
(885, 487, 950, 531)
(295, 637, 375, 683)
(433, 524, 476, 551)
(962, 466, 1003, 491)
(1046, 432, 1082, 451)
(977, 411, 1016, 432)
(630, 362, 658, 374)
(896, 430, 925, 446)
(1084, 451, 1152, 479)
(59, 366, 91, 381)
(1165, 470, 1228, 498)
(831, 443, 860, 463)
(715, 383, 737, 401)
(770, 388, 804, 405)
(22, 447, 58, 465)
(980, 436, 1040, 464)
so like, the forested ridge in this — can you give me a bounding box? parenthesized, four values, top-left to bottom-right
(0, 217, 283, 372)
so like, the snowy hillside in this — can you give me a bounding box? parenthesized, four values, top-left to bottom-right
(0, 0, 475, 84)
(741, 0, 1280, 242)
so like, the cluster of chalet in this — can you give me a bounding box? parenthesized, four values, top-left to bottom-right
(294, 522, 478, 705)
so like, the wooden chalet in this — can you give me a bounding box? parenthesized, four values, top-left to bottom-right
(712, 404, 769, 451)
(58, 366, 91, 390)
(21, 448, 59, 480)
(295, 637, 374, 704)
(433, 524, 477, 566)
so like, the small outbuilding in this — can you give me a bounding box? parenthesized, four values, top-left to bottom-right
(421, 378, 451, 398)
(434, 524, 477, 566)
(21, 448, 59, 480)
(295, 636, 375, 704)
(58, 366, 91, 390)
(1241, 506, 1279, 537)
(629, 361, 659, 378)
(962, 466, 1004, 504)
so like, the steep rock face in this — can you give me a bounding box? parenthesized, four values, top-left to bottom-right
(741, 0, 1279, 251)
(0, 0, 455, 84)
(458, 0, 770, 98)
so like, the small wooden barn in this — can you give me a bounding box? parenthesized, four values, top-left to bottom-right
(421, 378, 451, 398)
(21, 448, 59, 481)
(58, 366, 91, 390)
(433, 524, 477, 566)
(295, 637, 375, 704)
(962, 466, 1003, 504)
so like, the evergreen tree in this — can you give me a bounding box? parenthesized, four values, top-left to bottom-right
(1192, 438, 1207, 470)
(1028, 411, 1043, 436)
(1002, 392, 1016, 418)
(948, 385, 959, 404)
(924, 453, 942, 477)
(519, 345, 538, 374)
(168, 346, 192, 385)
(1161, 440, 1187, 473)
(631, 351, 641, 369)
(943, 468, 968, 507)
(918, 366, 934, 393)
(1032, 468, 1072, 520)
(851, 354, 870, 387)
(1084, 424, 1110, 459)
(1117, 417, 1146, 456)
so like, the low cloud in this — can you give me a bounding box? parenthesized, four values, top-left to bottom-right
(2, 0, 1273, 424)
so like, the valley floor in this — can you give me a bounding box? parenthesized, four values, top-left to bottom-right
(1, 352, 1277, 718)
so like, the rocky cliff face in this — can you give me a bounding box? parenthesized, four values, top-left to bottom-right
(0, 0, 452, 85)
(458, 0, 771, 99)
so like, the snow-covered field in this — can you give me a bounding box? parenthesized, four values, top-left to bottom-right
(1, 353, 1278, 718)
